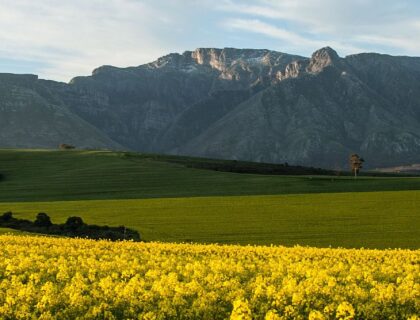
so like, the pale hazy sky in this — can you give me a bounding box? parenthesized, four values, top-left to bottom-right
(1, 0, 419, 82)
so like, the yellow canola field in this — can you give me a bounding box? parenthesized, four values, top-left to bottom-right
(0, 235, 418, 320)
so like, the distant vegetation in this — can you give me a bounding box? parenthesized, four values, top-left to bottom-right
(123, 153, 337, 175)
(0, 211, 140, 241)
(123, 152, 412, 177)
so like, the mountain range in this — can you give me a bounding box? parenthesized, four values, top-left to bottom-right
(1, 46, 420, 169)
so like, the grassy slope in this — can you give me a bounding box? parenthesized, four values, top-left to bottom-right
(1, 191, 419, 249)
(1, 149, 420, 202)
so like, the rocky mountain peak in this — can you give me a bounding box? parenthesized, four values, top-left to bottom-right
(308, 47, 341, 73)
(277, 47, 342, 80)
(311, 47, 339, 62)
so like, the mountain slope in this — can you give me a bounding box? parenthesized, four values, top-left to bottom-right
(0, 74, 121, 149)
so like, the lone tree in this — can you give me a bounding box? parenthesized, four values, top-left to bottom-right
(59, 144, 75, 150)
(34, 212, 52, 228)
(350, 154, 364, 178)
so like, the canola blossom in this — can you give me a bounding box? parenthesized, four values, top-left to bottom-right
(0, 235, 418, 319)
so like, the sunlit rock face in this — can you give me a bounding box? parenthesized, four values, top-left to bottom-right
(1, 47, 420, 168)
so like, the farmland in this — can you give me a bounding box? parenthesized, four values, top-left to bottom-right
(0, 149, 419, 319)
(0, 235, 418, 319)
(0, 149, 419, 248)
(0, 191, 419, 248)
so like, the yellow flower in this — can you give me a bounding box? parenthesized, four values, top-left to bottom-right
(265, 310, 281, 320)
(309, 310, 326, 320)
(230, 299, 252, 320)
(336, 301, 355, 319)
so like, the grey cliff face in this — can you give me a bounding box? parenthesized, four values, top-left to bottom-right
(1, 47, 420, 168)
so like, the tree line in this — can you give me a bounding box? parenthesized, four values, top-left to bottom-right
(126, 152, 368, 177)
(0, 212, 140, 241)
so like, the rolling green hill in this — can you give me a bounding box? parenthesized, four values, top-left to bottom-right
(1, 149, 420, 202)
(0, 149, 419, 249)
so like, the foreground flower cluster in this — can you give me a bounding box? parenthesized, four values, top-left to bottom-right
(0, 236, 418, 319)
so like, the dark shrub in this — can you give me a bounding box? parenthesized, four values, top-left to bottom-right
(34, 212, 52, 228)
(0, 211, 13, 222)
(64, 216, 85, 230)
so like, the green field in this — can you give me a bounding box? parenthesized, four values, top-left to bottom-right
(0, 191, 419, 249)
(1, 149, 420, 202)
(0, 149, 419, 249)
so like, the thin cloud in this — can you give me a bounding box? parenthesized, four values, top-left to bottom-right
(220, 0, 417, 32)
(224, 19, 320, 48)
(1, 0, 419, 81)
(224, 18, 364, 56)
(0, 0, 174, 81)
(354, 35, 420, 54)
(217, 2, 289, 20)
(219, 0, 420, 56)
